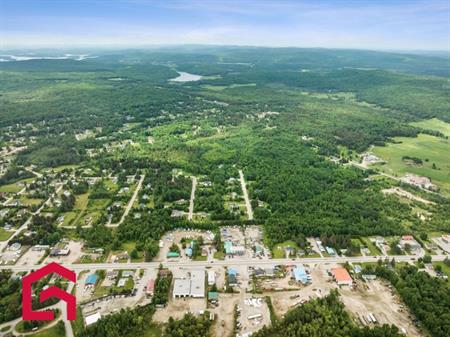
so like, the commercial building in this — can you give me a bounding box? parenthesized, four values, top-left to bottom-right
(330, 268, 353, 286)
(85, 312, 101, 326)
(292, 266, 311, 284)
(224, 241, 245, 255)
(173, 270, 205, 299)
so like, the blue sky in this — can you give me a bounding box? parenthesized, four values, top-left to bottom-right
(0, 0, 449, 50)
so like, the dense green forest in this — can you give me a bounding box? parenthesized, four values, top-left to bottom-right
(253, 291, 402, 337)
(374, 265, 450, 337)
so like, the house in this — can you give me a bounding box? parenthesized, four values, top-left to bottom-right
(228, 268, 238, 277)
(122, 270, 134, 278)
(117, 278, 127, 287)
(106, 271, 118, 280)
(330, 268, 353, 286)
(325, 247, 336, 256)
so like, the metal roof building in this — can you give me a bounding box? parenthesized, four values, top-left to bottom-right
(293, 266, 310, 284)
(85, 274, 98, 285)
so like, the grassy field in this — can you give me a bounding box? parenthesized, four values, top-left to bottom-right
(411, 118, 450, 137)
(26, 323, 65, 337)
(0, 227, 13, 241)
(360, 237, 381, 255)
(0, 182, 23, 193)
(373, 124, 450, 196)
(272, 240, 299, 259)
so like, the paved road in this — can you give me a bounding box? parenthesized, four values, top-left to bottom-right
(239, 170, 253, 220)
(1, 254, 447, 272)
(188, 176, 197, 221)
(0, 184, 63, 253)
(107, 174, 145, 228)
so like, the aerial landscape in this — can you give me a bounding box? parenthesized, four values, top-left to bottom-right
(0, 1, 449, 337)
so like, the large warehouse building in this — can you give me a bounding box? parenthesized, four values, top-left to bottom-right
(173, 270, 205, 298)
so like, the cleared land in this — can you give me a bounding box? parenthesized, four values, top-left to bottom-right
(373, 121, 450, 196)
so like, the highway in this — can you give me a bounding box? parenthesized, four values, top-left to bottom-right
(1, 254, 447, 272)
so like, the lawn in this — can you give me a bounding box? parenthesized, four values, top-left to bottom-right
(122, 241, 144, 262)
(59, 211, 79, 226)
(411, 118, 450, 137)
(0, 227, 13, 241)
(20, 196, 43, 206)
(30, 324, 65, 337)
(0, 182, 22, 193)
(74, 193, 89, 210)
(88, 198, 110, 209)
(360, 237, 381, 255)
(272, 240, 299, 259)
(373, 132, 450, 196)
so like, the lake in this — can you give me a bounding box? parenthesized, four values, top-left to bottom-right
(169, 71, 202, 82)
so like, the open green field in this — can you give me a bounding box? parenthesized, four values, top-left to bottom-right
(373, 127, 450, 196)
(74, 193, 89, 210)
(411, 118, 450, 137)
(272, 240, 298, 259)
(20, 196, 43, 206)
(29, 324, 65, 337)
(0, 227, 13, 241)
(0, 182, 22, 193)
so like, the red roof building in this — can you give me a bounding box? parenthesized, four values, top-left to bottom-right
(330, 267, 353, 286)
(146, 279, 155, 295)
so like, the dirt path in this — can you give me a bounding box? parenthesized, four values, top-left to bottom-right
(239, 170, 253, 220)
(108, 174, 145, 227)
(382, 187, 434, 205)
(188, 176, 197, 221)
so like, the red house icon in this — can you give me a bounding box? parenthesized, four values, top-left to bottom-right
(22, 262, 76, 320)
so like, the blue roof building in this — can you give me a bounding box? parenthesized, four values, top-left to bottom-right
(185, 247, 193, 257)
(85, 274, 98, 285)
(325, 247, 336, 256)
(228, 268, 237, 276)
(224, 241, 233, 255)
(293, 266, 310, 284)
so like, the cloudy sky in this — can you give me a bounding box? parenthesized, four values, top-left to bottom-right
(0, 0, 449, 50)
